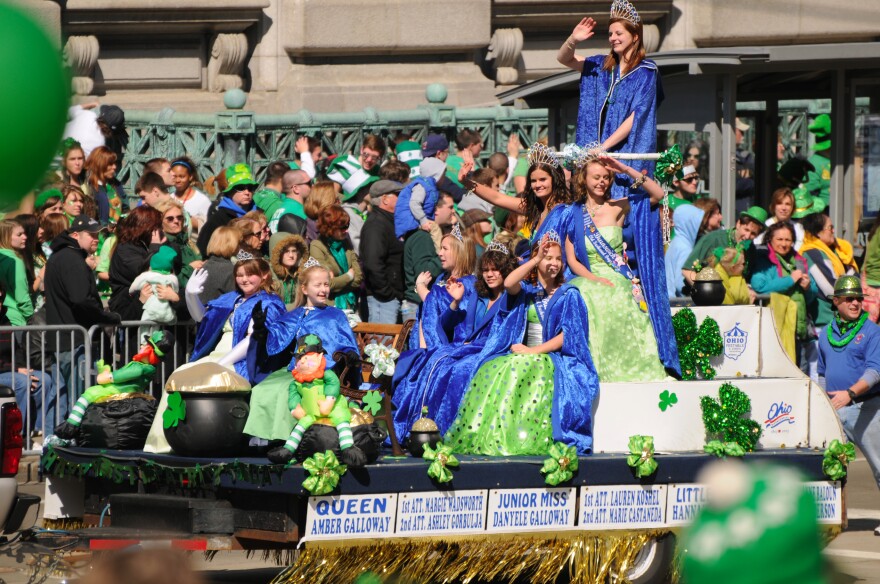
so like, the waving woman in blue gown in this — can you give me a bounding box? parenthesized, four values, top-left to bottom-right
(557, 2, 679, 375)
(445, 233, 600, 456)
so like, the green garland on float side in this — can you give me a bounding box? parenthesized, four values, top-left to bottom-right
(672, 308, 723, 380)
(41, 446, 288, 489)
(700, 383, 762, 453)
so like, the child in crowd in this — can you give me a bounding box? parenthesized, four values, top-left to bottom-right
(128, 246, 179, 335)
(394, 158, 447, 253)
(458, 168, 498, 214)
(709, 247, 755, 305)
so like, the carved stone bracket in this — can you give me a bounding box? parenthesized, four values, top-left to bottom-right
(208, 33, 248, 93)
(643, 24, 661, 54)
(487, 28, 524, 85)
(64, 35, 99, 96)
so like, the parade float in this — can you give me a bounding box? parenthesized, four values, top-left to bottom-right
(38, 305, 849, 584)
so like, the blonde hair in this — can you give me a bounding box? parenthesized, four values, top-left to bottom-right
(0, 220, 23, 254)
(153, 198, 183, 216)
(293, 264, 332, 308)
(442, 232, 477, 279)
(205, 226, 240, 258)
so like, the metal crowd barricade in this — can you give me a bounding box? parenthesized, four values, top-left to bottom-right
(0, 324, 91, 454)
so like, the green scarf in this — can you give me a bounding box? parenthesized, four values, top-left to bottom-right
(281, 278, 297, 304)
(327, 239, 355, 310)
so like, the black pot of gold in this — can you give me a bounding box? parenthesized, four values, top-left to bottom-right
(691, 266, 726, 306)
(407, 407, 441, 458)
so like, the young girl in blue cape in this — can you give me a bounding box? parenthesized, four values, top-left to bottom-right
(445, 233, 600, 456)
(557, 3, 679, 375)
(144, 258, 285, 453)
(242, 260, 359, 442)
(391, 240, 521, 443)
(563, 157, 668, 381)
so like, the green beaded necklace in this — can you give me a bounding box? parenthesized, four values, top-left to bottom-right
(827, 312, 869, 348)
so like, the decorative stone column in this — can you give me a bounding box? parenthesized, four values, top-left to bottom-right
(487, 28, 524, 85)
(643, 24, 661, 53)
(63, 35, 99, 96)
(207, 33, 248, 93)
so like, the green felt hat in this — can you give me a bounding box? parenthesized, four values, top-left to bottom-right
(35, 188, 62, 209)
(833, 275, 863, 299)
(808, 114, 831, 151)
(682, 461, 826, 584)
(223, 164, 259, 193)
(150, 245, 178, 275)
(791, 187, 826, 219)
(327, 154, 378, 201)
(739, 206, 768, 226)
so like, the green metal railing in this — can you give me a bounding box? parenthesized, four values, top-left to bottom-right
(118, 86, 549, 192)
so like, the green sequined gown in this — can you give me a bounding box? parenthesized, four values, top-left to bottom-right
(571, 225, 667, 382)
(444, 302, 555, 456)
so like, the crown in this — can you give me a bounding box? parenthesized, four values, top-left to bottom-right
(486, 239, 510, 256)
(542, 230, 562, 246)
(561, 142, 604, 169)
(303, 256, 322, 270)
(450, 222, 464, 242)
(610, 0, 640, 25)
(236, 250, 255, 261)
(527, 143, 560, 169)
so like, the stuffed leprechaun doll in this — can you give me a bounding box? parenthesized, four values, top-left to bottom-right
(267, 334, 367, 468)
(54, 331, 174, 439)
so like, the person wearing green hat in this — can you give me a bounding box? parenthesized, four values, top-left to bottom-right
(805, 113, 832, 205)
(195, 163, 258, 256)
(394, 140, 423, 179)
(818, 275, 880, 537)
(326, 154, 379, 250)
(682, 206, 767, 287)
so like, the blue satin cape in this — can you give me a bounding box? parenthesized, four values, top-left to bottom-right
(575, 56, 679, 375)
(190, 290, 286, 381)
(392, 289, 524, 443)
(265, 305, 359, 370)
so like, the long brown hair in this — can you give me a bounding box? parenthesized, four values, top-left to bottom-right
(693, 198, 721, 238)
(475, 248, 518, 298)
(602, 18, 646, 73)
(522, 163, 573, 232)
(527, 239, 565, 289)
(86, 146, 118, 193)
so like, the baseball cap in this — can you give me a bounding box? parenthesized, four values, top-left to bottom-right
(369, 180, 404, 197)
(735, 118, 750, 132)
(422, 134, 449, 157)
(69, 215, 104, 234)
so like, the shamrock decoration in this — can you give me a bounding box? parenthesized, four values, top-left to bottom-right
(673, 308, 723, 380)
(162, 392, 186, 429)
(654, 144, 684, 186)
(700, 383, 762, 453)
(704, 440, 746, 458)
(302, 450, 347, 495)
(626, 435, 658, 478)
(423, 442, 459, 484)
(658, 389, 678, 412)
(541, 442, 579, 486)
(361, 390, 383, 416)
(822, 439, 856, 481)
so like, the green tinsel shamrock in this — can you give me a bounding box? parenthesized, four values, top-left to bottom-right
(626, 435, 658, 478)
(162, 392, 186, 429)
(302, 450, 347, 495)
(541, 442, 579, 486)
(673, 308, 723, 380)
(654, 144, 684, 186)
(658, 389, 678, 412)
(423, 442, 459, 484)
(704, 440, 746, 458)
(822, 439, 856, 481)
(361, 390, 383, 416)
(700, 383, 762, 452)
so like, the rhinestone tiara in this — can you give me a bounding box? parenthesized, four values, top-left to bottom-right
(486, 239, 510, 256)
(542, 230, 562, 246)
(610, 0, 640, 25)
(303, 257, 322, 270)
(561, 142, 604, 169)
(527, 143, 561, 169)
(450, 222, 464, 242)
(236, 250, 255, 261)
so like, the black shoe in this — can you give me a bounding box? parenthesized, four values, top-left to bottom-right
(53, 422, 79, 440)
(267, 446, 295, 464)
(339, 446, 367, 469)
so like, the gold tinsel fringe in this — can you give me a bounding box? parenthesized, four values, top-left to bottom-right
(41, 517, 90, 531)
(271, 531, 671, 584)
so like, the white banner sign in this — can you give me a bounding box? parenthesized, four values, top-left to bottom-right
(666, 483, 709, 526)
(395, 490, 487, 536)
(486, 488, 576, 533)
(304, 493, 397, 540)
(579, 485, 667, 530)
(804, 481, 843, 525)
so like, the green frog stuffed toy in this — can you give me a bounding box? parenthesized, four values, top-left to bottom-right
(267, 334, 367, 468)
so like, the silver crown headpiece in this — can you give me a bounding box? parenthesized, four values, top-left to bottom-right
(236, 250, 255, 261)
(527, 143, 561, 169)
(486, 239, 510, 256)
(450, 222, 464, 242)
(561, 142, 604, 169)
(542, 230, 562, 246)
(303, 256, 322, 270)
(610, 0, 640, 25)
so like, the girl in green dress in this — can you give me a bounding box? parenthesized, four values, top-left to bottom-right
(564, 157, 668, 381)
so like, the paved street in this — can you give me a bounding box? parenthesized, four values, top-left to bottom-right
(0, 455, 876, 584)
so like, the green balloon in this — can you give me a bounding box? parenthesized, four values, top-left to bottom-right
(0, 4, 69, 206)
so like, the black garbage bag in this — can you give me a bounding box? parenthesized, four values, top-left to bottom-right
(292, 422, 387, 464)
(78, 396, 157, 450)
